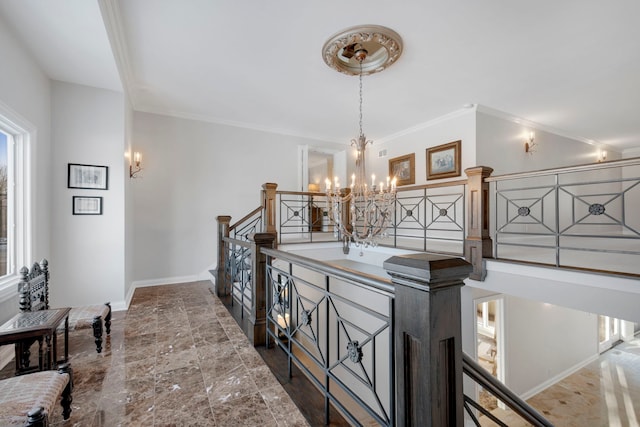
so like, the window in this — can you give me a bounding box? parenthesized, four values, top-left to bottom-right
(0, 130, 7, 277)
(0, 103, 32, 297)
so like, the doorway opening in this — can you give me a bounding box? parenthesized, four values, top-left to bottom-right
(599, 315, 621, 353)
(475, 296, 504, 412)
(308, 150, 333, 192)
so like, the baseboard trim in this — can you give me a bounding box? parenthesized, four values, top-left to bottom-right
(125, 274, 211, 309)
(519, 353, 600, 400)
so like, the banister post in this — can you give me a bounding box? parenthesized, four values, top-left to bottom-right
(384, 254, 472, 427)
(216, 215, 232, 297)
(248, 232, 276, 346)
(262, 183, 278, 236)
(464, 166, 493, 281)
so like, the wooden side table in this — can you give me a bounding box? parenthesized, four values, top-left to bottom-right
(0, 307, 71, 375)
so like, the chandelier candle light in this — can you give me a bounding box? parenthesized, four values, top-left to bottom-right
(322, 25, 403, 252)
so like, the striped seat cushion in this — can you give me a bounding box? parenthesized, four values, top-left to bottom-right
(0, 370, 69, 426)
(66, 304, 110, 330)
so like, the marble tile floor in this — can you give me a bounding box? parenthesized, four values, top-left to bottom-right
(0, 281, 309, 426)
(3, 280, 639, 426)
(480, 337, 640, 426)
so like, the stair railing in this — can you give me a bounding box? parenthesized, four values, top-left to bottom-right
(462, 352, 554, 427)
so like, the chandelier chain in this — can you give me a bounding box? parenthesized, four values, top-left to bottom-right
(358, 59, 364, 138)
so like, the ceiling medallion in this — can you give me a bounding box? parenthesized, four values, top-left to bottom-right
(322, 25, 403, 76)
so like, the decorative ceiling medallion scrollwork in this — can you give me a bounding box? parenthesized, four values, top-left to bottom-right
(322, 25, 403, 76)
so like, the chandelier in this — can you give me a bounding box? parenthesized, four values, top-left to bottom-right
(322, 26, 403, 251)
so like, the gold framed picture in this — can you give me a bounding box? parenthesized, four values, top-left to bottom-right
(426, 140, 461, 180)
(389, 153, 415, 186)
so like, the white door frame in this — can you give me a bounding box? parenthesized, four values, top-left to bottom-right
(473, 295, 506, 407)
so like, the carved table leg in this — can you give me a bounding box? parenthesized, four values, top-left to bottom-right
(26, 406, 46, 427)
(92, 315, 103, 353)
(105, 302, 112, 334)
(59, 363, 73, 420)
(45, 334, 52, 370)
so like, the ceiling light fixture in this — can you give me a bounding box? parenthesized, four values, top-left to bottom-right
(322, 26, 403, 253)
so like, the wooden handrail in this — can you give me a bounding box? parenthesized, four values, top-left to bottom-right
(275, 179, 468, 197)
(261, 247, 395, 295)
(222, 236, 251, 247)
(486, 156, 640, 182)
(276, 190, 326, 196)
(228, 205, 263, 232)
(395, 178, 468, 191)
(462, 353, 553, 427)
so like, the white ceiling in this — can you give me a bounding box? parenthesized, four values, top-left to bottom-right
(1, 0, 639, 151)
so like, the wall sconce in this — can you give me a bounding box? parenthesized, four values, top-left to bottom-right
(130, 151, 143, 178)
(524, 131, 536, 154)
(598, 149, 607, 162)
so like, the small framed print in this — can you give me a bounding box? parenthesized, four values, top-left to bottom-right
(73, 196, 103, 215)
(68, 163, 109, 190)
(426, 140, 461, 180)
(388, 153, 415, 186)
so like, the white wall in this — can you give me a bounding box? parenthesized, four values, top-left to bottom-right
(503, 296, 598, 397)
(367, 109, 476, 186)
(476, 110, 621, 175)
(124, 96, 135, 302)
(464, 278, 601, 401)
(50, 81, 125, 309)
(131, 112, 333, 285)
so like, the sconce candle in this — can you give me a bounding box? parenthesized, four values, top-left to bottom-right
(129, 151, 143, 178)
(525, 131, 537, 154)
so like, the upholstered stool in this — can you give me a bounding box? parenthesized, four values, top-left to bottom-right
(0, 364, 73, 426)
(65, 303, 112, 353)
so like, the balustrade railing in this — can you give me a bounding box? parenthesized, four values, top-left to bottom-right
(390, 179, 467, 255)
(264, 248, 395, 426)
(215, 216, 553, 425)
(276, 191, 338, 245)
(487, 158, 640, 275)
(462, 353, 553, 427)
(210, 159, 639, 426)
(223, 236, 252, 316)
(275, 181, 468, 255)
(229, 206, 263, 242)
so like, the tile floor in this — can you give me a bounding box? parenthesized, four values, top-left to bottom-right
(2, 280, 639, 426)
(481, 337, 640, 426)
(0, 281, 308, 426)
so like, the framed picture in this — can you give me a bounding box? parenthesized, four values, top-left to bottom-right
(426, 140, 461, 180)
(68, 163, 109, 190)
(72, 196, 103, 215)
(388, 153, 415, 186)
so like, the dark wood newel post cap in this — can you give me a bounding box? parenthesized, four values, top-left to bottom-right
(383, 253, 472, 289)
(217, 215, 232, 223)
(249, 232, 277, 245)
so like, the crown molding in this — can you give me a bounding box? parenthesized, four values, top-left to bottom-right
(134, 105, 344, 145)
(376, 105, 477, 144)
(98, 0, 137, 107)
(476, 104, 615, 151)
(622, 147, 640, 157)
